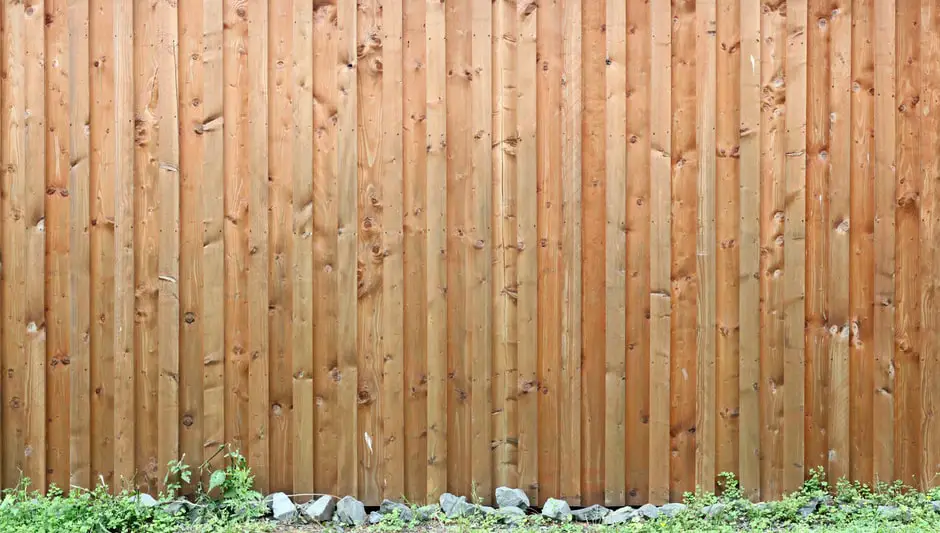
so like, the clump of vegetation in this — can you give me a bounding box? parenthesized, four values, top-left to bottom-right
(0, 446, 271, 533)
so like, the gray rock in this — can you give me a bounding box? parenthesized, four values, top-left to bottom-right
(334, 495, 367, 526)
(496, 487, 530, 510)
(446, 497, 479, 519)
(754, 502, 770, 512)
(267, 492, 297, 522)
(379, 499, 414, 522)
(128, 493, 158, 508)
(163, 500, 194, 515)
(416, 504, 440, 521)
(637, 503, 660, 519)
(932, 501, 940, 513)
(659, 503, 687, 517)
(877, 505, 912, 523)
(369, 511, 383, 525)
(496, 506, 526, 524)
(603, 506, 636, 525)
(541, 498, 572, 521)
(302, 495, 336, 522)
(479, 505, 497, 515)
(440, 493, 461, 514)
(571, 504, 610, 522)
(702, 503, 727, 518)
(798, 499, 819, 518)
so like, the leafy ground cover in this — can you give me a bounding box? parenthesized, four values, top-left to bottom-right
(3, 456, 940, 532)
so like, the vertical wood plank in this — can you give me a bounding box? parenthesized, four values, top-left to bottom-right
(625, 0, 650, 505)
(425, 0, 447, 502)
(560, 0, 582, 506)
(537, 0, 561, 505)
(335, 0, 358, 499)
(68, 0, 91, 491)
(45, 0, 71, 492)
(268, 0, 293, 493)
(357, 0, 384, 503)
(580, 0, 605, 505)
(179, 0, 205, 485)
(156, 0, 180, 488)
(872, 0, 896, 485)
(603, 0, 626, 506)
(894, 0, 921, 487)
(516, 0, 539, 505)
(783, 0, 807, 493)
(670, 0, 698, 502)
(469, 0, 492, 503)
(2, 0, 27, 490)
(90, 0, 115, 489)
(23, 0, 46, 491)
(403, 0, 428, 502)
(112, 0, 135, 490)
(738, 0, 762, 500)
(222, 0, 249, 468)
(848, 0, 875, 486)
(312, 0, 338, 495)
(134, 0, 160, 492)
(759, 0, 786, 500)
(804, 0, 830, 477)
(716, 0, 741, 485)
(292, 0, 313, 497)
(696, 0, 718, 494)
(648, 0, 672, 505)
(827, 0, 851, 485)
(919, 0, 940, 487)
(492, 0, 517, 495)
(201, 0, 225, 477)
(246, 0, 269, 492)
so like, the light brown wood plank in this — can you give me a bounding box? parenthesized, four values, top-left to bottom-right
(134, 0, 160, 492)
(848, 0, 874, 486)
(738, 0, 762, 501)
(804, 0, 830, 476)
(222, 0, 250, 471)
(670, 0, 698, 502)
(894, 0, 921, 487)
(89, 0, 115, 489)
(268, 0, 293, 493)
(648, 0, 672, 505)
(292, 0, 313, 497)
(403, 0, 428, 503)
(537, 0, 562, 505)
(696, 0, 717, 495)
(783, 0, 807, 493)
(625, 0, 650, 505)
(580, 0, 605, 505)
(357, 0, 384, 503)
(45, 0, 71, 492)
(1, 0, 27, 489)
(716, 0, 740, 485)
(312, 0, 339, 495)
(603, 0, 626, 506)
(919, 0, 940, 487)
(759, 0, 786, 500)
(335, 0, 358, 499)
(560, 0, 582, 506)
(425, 0, 447, 502)
(156, 0, 180, 489)
(179, 0, 205, 487)
(491, 0, 517, 496)
(23, 0, 47, 491)
(68, 0, 91, 491)
(201, 0, 225, 478)
(112, 0, 135, 490)
(872, 0, 896, 485)
(516, 0, 539, 505)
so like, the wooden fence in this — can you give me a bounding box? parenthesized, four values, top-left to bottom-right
(0, 0, 936, 507)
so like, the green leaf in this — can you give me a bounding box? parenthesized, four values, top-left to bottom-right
(209, 471, 226, 493)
